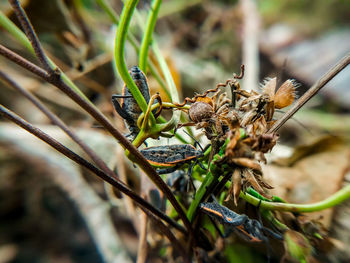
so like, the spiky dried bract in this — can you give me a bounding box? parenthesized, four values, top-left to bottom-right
(261, 77, 277, 98)
(174, 68, 298, 204)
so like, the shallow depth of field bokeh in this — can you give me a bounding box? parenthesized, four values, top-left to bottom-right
(0, 0, 350, 262)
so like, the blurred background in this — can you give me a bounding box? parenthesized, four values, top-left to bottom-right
(0, 0, 349, 262)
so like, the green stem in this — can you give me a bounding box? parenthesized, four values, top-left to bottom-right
(139, 0, 162, 72)
(240, 184, 350, 213)
(0, 11, 32, 50)
(129, 5, 178, 102)
(187, 141, 229, 221)
(148, 65, 171, 99)
(98, 0, 184, 140)
(151, 41, 180, 131)
(187, 171, 217, 221)
(96, 0, 119, 24)
(246, 187, 287, 203)
(96, 0, 171, 100)
(260, 209, 289, 231)
(114, 0, 155, 124)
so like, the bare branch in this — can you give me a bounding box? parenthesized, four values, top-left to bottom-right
(0, 44, 48, 78)
(9, 0, 54, 74)
(0, 70, 122, 197)
(0, 43, 192, 235)
(268, 53, 350, 133)
(0, 104, 186, 234)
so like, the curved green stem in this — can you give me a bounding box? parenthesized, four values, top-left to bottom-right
(96, 0, 171, 100)
(114, 0, 155, 124)
(139, 0, 162, 72)
(99, 0, 184, 141)
(129, 39, 181, 145)
(240, 184, 350, 213)
(246, 187, 287, 203)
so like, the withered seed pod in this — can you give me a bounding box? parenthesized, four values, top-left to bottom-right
(188, 101, 214, 123)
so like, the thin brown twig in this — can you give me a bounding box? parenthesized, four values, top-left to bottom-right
(0, 44, 48, 78)
(0, 104, 186, 234)
(0, 44, 193, 236)
(0, 70, 121, 197)
(174, 86, 221, 107)
(9, 0, 54, 75)
(175, 65, 245, 107)
(268, 53, 350, 133)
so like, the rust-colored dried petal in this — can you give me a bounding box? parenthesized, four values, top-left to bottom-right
(274, 79, 296, 109)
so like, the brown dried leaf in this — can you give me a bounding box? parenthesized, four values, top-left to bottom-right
(225, 130, 241, 159)
(232, 158, 262, 173)
(264, 135, 350, 227)
(243, 169, 265, 195)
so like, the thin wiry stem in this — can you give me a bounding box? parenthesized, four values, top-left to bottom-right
(96, 0, 171, 99)
(115, 0, 152, 117)
(139, 0, 162, 72)
(0, 104, 186, 234)
(0, 44, 48, 78)
(0, 70, 121, 197)
(4, 0, 194, 239)
(0, 44, 191, 235)
(269, 53, 350, 133)
(9, 0, 54, 75)
(0, 9, 93, 103)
